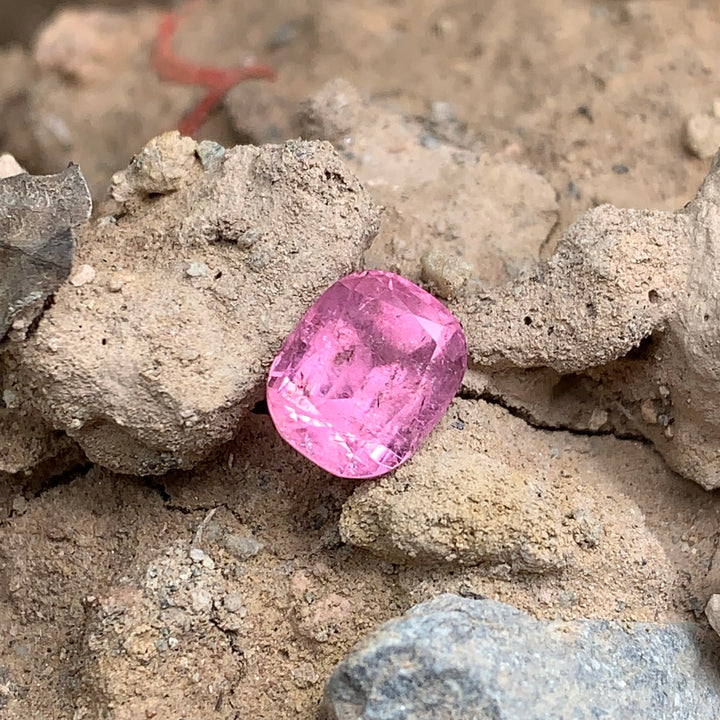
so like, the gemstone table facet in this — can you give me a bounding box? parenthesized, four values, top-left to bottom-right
(266, 270, 468, 479)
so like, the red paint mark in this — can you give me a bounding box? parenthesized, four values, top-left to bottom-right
(151, 0, 277, 137)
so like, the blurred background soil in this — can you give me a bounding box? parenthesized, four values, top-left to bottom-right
(1, 1, 720, 718)
(0, 0, 166, 47)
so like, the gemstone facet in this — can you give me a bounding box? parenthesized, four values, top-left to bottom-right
(266, 270, 468, 479)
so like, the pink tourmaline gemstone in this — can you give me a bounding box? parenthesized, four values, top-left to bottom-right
(266, 270, 467, 479)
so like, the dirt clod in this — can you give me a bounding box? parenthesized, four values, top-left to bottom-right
(8, 136, 380, 474)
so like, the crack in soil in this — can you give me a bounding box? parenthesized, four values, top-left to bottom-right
(459, 386, 650, 445)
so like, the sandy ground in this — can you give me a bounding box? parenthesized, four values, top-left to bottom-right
(2, 0, 720, 718)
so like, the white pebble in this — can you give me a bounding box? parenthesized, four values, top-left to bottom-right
(705, 594, 720, 637)
(69, 264, 96, 287)
(186, 261, 209, 277)
(189, 547, 205, 563)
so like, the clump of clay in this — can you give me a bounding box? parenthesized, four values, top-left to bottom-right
(8, 134, 380, 474)
(339, 397, 677, 581)
(297, 79, 559, 287)
(110, 131, 200, 202)
(77, 540, 244, 718)
(340, 420, 575, 573)
(34, 7, 155, 84)
(420, 248, 475, 300)
(298, 78, 363, 143)
(453, 150, 720, 490)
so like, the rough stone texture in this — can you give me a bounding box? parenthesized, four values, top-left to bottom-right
(0, 163, 91, 341)
(76, 538, 246, 720)
(453, 151, 720, 489)
(339, 398, 666, 576)
(321, 594, 720, 720)
(297, 79, 559, 287)
(419, 248, 475, 300)
(6, 133, 380, 474)
(109, 132, 200, 201)
(0, 403, 711, 719)
(457, 204, 688, 373)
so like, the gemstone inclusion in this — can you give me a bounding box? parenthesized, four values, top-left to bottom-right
(266, 270, 468, 479)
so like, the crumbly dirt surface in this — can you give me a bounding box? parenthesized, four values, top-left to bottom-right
(2, 1, 720, 718)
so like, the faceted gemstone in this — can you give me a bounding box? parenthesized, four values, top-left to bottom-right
(266, 270, 468, 479)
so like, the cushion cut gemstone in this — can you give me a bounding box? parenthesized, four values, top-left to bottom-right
(266, 270, 468, 479)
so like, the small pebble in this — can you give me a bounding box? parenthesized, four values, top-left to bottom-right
(69, 263, 96, 286)
(640, 399, 658, 425)
(190, 588, 213, 614)
(189, 547, 205, 563)
(428, 100, 458, 125)
(291, 661, 319, 689)
(222, 534, 264, 560)
(178, 347, 200, 362)
(107, 275, 124, 293)
(612, 163, 629, 175)
(587, 408, 608, 431)
(2, 389, 18, 409)
(419, 134, 442, 150)
(420, 248, 474, 300)
(223, 592, 246, 614)
(706, 594, 720, 637)
(0, 153, 25, 179)
(186, 261, 209, 278)
(571, 508, 603, 549)
(11, 496, 27, 515)
(684, 112, 720, 159)
(238, 227, 263, 249)
(195, 140, 226, 171)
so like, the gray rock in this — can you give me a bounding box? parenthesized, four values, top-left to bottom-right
(0, 164, 91, 341)
(195, 139, 226, 171)
(321, 594, 720, 720)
